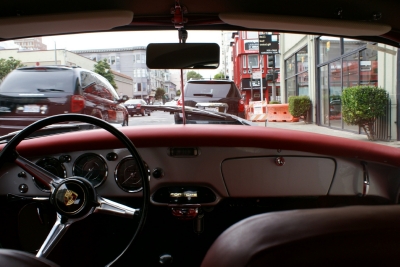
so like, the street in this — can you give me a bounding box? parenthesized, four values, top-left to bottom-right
(127, 110, 175, 126)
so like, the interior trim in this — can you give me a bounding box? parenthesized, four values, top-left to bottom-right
(6, 125, 400, 167)
(219, 13, 391, 37)
(0, 10, 134, 39)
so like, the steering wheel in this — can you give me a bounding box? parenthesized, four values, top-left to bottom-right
(0, 114, 149, 266)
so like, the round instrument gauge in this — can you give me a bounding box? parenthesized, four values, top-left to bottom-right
(115, 157, 145, 192)
(33, 157, 66, 192)
(73, 153, 108, 187)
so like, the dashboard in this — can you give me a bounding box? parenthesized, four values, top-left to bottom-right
(1, 138, 400, 206)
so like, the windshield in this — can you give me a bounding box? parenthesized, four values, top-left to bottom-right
(0, 30, 396, 146)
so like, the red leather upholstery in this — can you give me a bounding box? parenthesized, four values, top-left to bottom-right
(201, 205, 400, 267)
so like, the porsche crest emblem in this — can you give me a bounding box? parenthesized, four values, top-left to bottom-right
(64, 190, 78, 206)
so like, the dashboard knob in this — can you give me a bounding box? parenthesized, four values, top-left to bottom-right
(152, 168, 164, 179)
(159, 254, 173, 265)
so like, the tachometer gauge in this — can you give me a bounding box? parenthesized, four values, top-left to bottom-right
(115, 157, 144, 192)
(33, 157, 67, 192)
(73, 153, 107, 187)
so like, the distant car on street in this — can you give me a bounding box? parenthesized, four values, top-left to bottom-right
(124, 99, 151, 116)
(153, 100, 163, 105)
(164, 100, 177, 106)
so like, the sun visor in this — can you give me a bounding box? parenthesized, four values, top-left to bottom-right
(0, 10, 133, 39)
(219, 13, 391, 37)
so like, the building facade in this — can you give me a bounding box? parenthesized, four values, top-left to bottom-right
(14, 37, 47, 50)
(230, 31, 281, 104)
(279, 33, 398, 140)
(74, 47, 171, 100)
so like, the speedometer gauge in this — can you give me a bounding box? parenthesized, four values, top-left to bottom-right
(115, 157, 144, 192)
(33, 157, 66, 192)
(73, 153, 107, 187)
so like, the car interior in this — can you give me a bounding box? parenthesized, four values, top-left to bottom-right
(0, 0, 400, 266)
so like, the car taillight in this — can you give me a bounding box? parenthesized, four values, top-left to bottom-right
(238, 99, 245, 112)
(137, 104, 141, 109)
(177, 98, 183, 106)
(71, 95, 85, 112)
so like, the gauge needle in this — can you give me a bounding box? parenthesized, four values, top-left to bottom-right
(122, 172, 137, 184)
(84, 167, 94, 179)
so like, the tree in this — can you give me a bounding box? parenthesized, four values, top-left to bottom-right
(93, 59, 117, 89)
(342, 86, 388, 141)
(155, 87, 166, 100)
(187, 71, 203, 80)
(0, 57, 25, 81)
(214, 72, 225, 80)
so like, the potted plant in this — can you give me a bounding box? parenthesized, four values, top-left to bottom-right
(341, 86, 388, 141)
(288, 95, 311, 123)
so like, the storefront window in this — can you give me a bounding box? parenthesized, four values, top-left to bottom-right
(343, 53, 359, 88)
(297, 73, 309, 96)
(286, 77, 296, 98)
(360, 48, 378, 86)
(296, 46, 308, 72)
(319, 36, 341, 64)
(285, 55, 295, 77)
(320, 65, 329, 126)
(343, 38, 367, 55)
(285, 46, 308, 100)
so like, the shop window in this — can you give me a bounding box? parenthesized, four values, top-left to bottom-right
(318, 37, 341, 64)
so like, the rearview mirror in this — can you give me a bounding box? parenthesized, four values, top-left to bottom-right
(146, 43, 220, 69)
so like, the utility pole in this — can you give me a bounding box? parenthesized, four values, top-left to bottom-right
(250, 64, 253, 101)
(260, 56, 264, 101)
(54, 41, 57, 65)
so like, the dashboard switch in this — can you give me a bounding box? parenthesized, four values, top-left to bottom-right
(19, 184, 28, 193)
(152, 168, 164, 179)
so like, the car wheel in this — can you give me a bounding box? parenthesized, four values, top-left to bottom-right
(148, 112, 151, 116)
(141, 111, 145, 116)
(130, 113, 134, 117)
(0, 114, 149, 264)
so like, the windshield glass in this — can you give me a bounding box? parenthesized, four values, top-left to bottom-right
(0, 30, 396, 146)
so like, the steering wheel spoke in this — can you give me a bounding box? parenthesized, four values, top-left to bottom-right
(94, 196, 140, 218)
(15, 154, 63, 190)
(36, 214, 73, 258)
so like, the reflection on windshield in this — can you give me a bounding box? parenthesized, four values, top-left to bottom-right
(0, 31, 397, 144)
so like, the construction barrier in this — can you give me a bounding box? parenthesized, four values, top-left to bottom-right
(246, 101, 268, 122)
(266, 104, 296, 122)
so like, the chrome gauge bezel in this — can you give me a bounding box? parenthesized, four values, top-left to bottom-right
(114, 156, 148, 193)
(72, 153, 108, 188)
(33, 157, 67, 192)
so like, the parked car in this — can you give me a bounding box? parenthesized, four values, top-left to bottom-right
(177, 79, 245, 118)
(0, 66, 129, 135)
(164, 100, 177, 106)
(124, 99, 151, 116)
(152, 100, 163, 105)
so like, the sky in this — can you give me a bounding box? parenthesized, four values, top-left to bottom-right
(41, 30, 225, 77)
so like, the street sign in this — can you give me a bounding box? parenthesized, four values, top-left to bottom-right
(259, 34, 279, 54)
(252, 71, 262, 79)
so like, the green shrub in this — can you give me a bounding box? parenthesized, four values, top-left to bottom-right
(269, 101, 281, 104)
(342, 86, 388, 140)
(288, 95, 311, 123)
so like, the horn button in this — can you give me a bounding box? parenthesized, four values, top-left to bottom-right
(51, 178, 95, 216)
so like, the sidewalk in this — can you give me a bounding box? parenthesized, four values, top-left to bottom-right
(255, 121, 400, 148)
